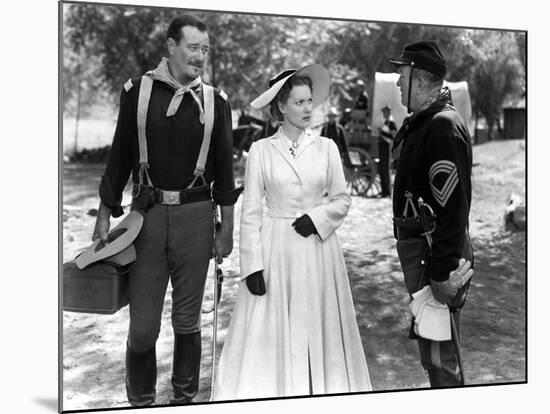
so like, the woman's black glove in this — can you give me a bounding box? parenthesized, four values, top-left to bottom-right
(292, 214, 318, 238)
(246, 271, 266, 296)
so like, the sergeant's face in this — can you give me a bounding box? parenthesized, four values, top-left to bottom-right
(396, 65, 422, 112)
(396, 65, 411, 108)
(168, 26, 210, 84)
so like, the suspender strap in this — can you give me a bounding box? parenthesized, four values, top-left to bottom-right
(403, 191, 419, 218)
(136, 76, 216, 190)
(137, 75, 154, 186)
(187, 84, 215, 189)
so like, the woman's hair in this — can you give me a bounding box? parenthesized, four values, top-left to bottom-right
(269, 75, 313, 121)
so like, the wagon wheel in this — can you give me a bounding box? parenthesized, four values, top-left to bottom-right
(345, 147, 381, 198)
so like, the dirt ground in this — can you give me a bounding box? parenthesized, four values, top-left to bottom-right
(61, 139, 526, 411)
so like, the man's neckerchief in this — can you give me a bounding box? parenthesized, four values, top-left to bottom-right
(146, 57, 205, 122)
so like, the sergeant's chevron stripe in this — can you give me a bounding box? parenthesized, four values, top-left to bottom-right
(429, 160, 459, 207)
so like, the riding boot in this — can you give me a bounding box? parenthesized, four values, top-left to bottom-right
(171, 332, 201, 404)
(427, 368, 461, 388)
(125, 343, 157, 406)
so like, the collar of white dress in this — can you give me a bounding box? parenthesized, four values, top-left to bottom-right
(280, 128, 306, 149)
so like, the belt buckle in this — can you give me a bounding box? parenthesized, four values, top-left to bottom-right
(162, 190, 180, 205)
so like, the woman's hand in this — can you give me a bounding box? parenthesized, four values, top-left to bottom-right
(292, 214, 318, 237)
(246, 271, 266, 296)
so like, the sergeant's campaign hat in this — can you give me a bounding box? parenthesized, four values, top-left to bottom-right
(250, 64, 330, 109)
(74, 210, 144, 269)
(390, 41, 447, 78)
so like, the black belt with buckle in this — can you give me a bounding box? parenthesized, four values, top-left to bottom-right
(154, 187, 211, 206)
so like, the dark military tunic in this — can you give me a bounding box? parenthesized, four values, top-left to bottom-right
(392, 88, 473, 282)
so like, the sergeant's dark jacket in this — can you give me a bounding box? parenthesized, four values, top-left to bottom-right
(99, 76, 237, 217)
(392, 88, 473, 282)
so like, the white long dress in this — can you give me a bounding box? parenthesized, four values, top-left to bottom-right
(213, 129, 372, 400)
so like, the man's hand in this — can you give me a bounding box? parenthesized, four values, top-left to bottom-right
(430, 279, 457, 305)
(431, 258, 473, 304)
(213, 205, 235, 264)
(92, 202, 112, 243)
(213, 227, 233, 264)
(449, 258, 473, 290)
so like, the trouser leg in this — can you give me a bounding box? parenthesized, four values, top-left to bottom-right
(167, 201, 214, 402)
(126, 205, 170, 405)
(417, 310, 462, 387)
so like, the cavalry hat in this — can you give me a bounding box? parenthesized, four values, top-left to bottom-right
(75, 210, 144, 269)
(250, 64, 330, 109)
(390, 41, 447, 78)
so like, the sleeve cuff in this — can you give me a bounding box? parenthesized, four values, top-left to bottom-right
(99, 175, 124, 218)
(427, 257, 455, 282)
(307, 208, 331, 241)
(213, 186, 244, 206)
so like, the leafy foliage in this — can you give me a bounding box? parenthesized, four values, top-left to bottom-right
(62, 3, 525, 136)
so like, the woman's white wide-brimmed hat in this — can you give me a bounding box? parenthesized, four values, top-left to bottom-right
(250, 64, 330, 109)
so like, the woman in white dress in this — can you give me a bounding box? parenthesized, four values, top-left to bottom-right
(213, 64, 372, 400)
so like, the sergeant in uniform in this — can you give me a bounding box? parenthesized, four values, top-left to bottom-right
(390, 41, 474, 387)
(378, 105, 397, 197)
(321, 107, 350, 165)
(92, 15, 240, 405)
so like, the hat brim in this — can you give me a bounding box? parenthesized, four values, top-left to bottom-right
(389, 58, 411, 67)
(75, 210, 144, 269)
(250, 64, 330, 109)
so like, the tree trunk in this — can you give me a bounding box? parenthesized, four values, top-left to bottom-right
(473, 109, 479, 145)
(496, 112, 503, 139)
(486, 118, 494, 141)
(74, 49, 83, 155)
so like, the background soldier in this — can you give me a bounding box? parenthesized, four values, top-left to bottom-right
(321, 106, 350, 165)
(354, 79, 370, 114)
(378, 105, 397, 197)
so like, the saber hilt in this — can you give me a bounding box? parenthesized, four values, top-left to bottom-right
(417, 197, 435, 249)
